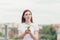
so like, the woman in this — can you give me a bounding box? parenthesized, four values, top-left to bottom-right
(18, 9, 39, 40)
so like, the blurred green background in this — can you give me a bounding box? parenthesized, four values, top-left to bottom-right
(39, 25, 57, 40)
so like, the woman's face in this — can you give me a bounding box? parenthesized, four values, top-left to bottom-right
(24, 11, 32, 21)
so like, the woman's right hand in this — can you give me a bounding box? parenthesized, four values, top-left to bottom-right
(25, 30, 30, 34)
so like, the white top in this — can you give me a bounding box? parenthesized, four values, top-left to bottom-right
(18, 23, 39, 40)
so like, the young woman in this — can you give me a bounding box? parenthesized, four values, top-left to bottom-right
(18, 9, 39, 40)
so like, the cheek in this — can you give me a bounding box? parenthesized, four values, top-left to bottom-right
(29, 16, 31, 19)
(29, 15, 32, 18)
(23, 16, 27, 19)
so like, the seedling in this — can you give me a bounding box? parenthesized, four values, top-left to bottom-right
(26, 25, 30, 30)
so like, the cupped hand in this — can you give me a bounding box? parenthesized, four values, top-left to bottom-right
(25, 29, 31, 34)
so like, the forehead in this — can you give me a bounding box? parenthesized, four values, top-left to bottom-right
(25, 11, 31, 14)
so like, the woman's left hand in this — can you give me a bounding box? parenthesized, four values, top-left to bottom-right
(28, 30, 33, 36)
(28, 30, 31, 34)
(25, 29, 31, 34)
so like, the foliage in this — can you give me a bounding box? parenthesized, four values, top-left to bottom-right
(12, 35, 18, 40)
(40, 25, 57, 40)
(0, 32, 3, 37)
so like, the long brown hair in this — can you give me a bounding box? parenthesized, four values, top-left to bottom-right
(21, 9, 33, 23)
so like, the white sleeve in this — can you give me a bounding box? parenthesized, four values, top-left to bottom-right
(18, 23, 25, 32)
(18, 24, 21, 31)
(18, 24, 23, 35)
(35, 24, 43, 30)
(18, 23, 23, 31)
(34, 24, 39, 31)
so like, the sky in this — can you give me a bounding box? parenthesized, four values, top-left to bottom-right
(0, 0, 60, 24)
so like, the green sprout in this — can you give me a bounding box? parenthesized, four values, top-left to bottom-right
(26, 25, 30, 30)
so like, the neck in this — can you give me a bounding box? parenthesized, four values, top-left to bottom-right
(25, 20, 31, 24)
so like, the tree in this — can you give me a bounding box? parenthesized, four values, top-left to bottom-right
(40, 25, 57, 40)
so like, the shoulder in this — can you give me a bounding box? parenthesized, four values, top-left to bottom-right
(31, 23, 39, 29)
(18, 23, 25, 27)
(32, 23, 38, 27)
(18, 23, 25, 30)
(32, 23, 43, 30)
